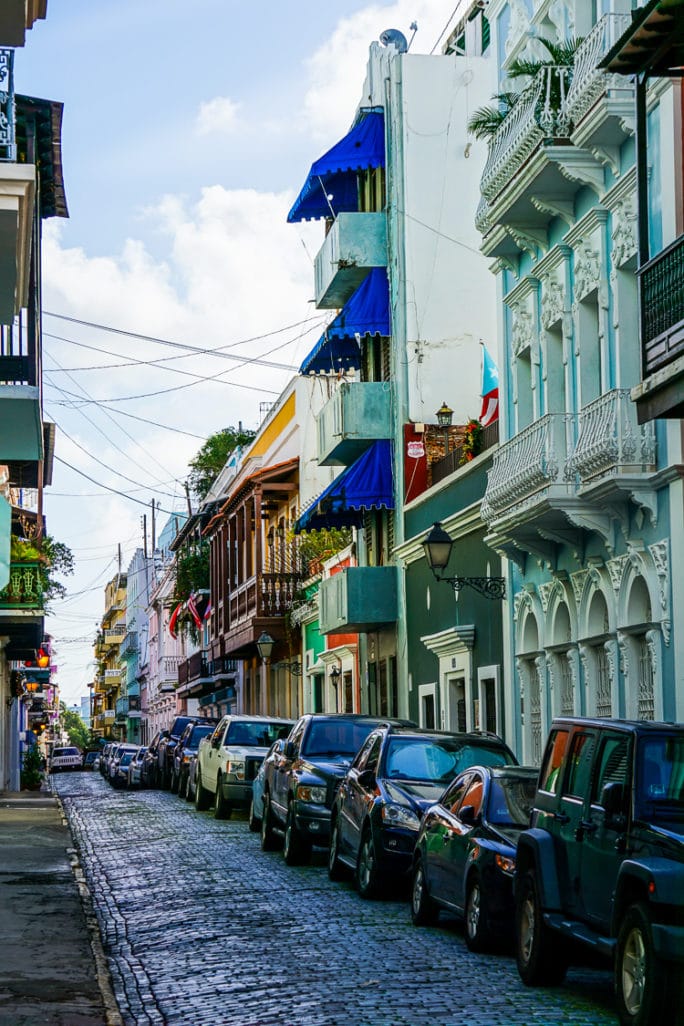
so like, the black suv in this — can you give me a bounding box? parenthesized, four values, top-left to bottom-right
(514, 717, 684, 1026)
(260, 714, 412, 865)
(157, 715, 215, 790)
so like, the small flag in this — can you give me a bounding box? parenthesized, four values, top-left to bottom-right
(479, 343, 499, 426)
(203, 600, 212, 622)
(187, 593, 202, 630)
(168, 601, 183, 639)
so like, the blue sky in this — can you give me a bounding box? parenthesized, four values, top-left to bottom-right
(12, 1, 464, 703)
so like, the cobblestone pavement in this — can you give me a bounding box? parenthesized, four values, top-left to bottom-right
(55, 773, 619, 1026)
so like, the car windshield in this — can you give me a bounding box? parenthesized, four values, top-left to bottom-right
(119, 753, 134, 766)
(635, 735, 684, 822)
(226, 721, 291, 747)
(53, 748, 79, 758)
(187, 726, 214, 747)
(486, 775, 537, 826)
(304, 719, 382, 758)
(385, 738, 513, 784)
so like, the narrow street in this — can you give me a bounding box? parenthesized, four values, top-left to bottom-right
(56, 773, 619, 1026)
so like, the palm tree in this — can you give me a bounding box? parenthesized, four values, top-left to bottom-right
(467, 37, 583, 141)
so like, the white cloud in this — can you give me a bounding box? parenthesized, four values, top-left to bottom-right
(195, 96, 242, 136)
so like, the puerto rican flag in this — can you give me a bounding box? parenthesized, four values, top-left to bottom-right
(479, 343, 499, 427)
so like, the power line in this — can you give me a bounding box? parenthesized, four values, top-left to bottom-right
(54, 455, 186, 515)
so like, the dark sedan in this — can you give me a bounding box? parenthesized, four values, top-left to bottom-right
(328, 726, 518, 899)
(170, 721, 216, 797)
(411, 765, 538, 951)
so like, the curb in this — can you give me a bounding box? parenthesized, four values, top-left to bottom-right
(55, 793, 124, 1026)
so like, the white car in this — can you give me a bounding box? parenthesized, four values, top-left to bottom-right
(50, 746, 83, 772)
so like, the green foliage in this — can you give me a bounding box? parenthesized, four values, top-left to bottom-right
(174, 541, 209, 601)
(60, 703, 90, 750)
(467, 37, 582, 141)
(8, 532, 74, 612)
(20, 744, 43, 790)
(188, 426, 256, 502)
(296, 527, 353, 572)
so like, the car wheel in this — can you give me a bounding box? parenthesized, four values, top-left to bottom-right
(214, 775, 231, 820)
(356, 826, 382, 899)
(328, 816, 348, 882)
(185, 776, 195, 803)
(248, 797, 260, 833)
(170, 771, 179, 795)
(194, 769, 211, 811)
(260, 793, 280, 852)
(464, 874, 493, 953)
(411, 856, 438, 926)
(615, 902, 668, 1026)
(283, 803, 311, 866)
(516, 871, 567, 986)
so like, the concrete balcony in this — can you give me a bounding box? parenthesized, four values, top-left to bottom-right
(0, 2, 47, 46)
(103, 709, 115, 722)
(318, 565, 397, 635)
(158, 654, 181, 693)
(119, 630, 137, 658)
(104, 667, 123, 683)
(314, 212, 386, 309)
(104, 623, 126, 645)
(317, 381, 392, 466)
(565, 14, 635, 165)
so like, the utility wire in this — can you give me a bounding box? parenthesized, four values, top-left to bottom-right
(54, 455, 187, 515)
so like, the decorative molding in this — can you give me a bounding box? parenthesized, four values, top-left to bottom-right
(573, 238, 601, 302)
(606, 554, 628, 596)
(421, 625, 476, 657)
(505, 224, 548, 257)
(610, 197, 638, 269)
(530, 194, 575, 226)
(648, 540, 669, 613)
(540, 276, 565, 330)
(571, 568, 590, 606)
(511, 300, 535, 356)
(617, 630, 630, 678)
(547, 148, 605, 196)
(590, 145, 621, 178)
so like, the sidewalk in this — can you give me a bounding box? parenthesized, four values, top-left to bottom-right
(0, 787, 121, 1026)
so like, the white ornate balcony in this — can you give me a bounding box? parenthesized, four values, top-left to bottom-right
(482, 414, 574, 525)
(565, 14, 635, 169)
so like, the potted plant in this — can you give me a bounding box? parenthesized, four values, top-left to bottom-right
(461, 419, 483, 464)
(20, 744, 43, 791)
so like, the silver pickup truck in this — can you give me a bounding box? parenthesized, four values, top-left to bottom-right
(194, 714, 293, 819)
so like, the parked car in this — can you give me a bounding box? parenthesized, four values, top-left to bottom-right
(82, 751, 99, 771)
(249, 738, 285, 831)
(110, 745, 138, 789)
(171, 722, 217, 797)
(260, 714, 413, 865)
(513, 717, 684, 1026)
(329, 725, 519, 899)
(140, 730, 169, 788)
(156, 716, 206, 790)
(195, 715, 294, 818)
(99, 743, 114, 777)
(49, 746, 83, 772)
(184, 750, 200, 804)
(410, 765, 538, 950)
(126, 746, 147, 789)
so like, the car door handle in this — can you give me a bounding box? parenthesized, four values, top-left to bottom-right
(575, 820, 597, 841)
(553, 811, 570, 824)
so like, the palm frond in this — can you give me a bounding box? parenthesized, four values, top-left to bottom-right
(466, 105, 508, 141)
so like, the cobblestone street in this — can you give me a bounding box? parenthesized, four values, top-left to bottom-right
(55, 773, 619, 1026)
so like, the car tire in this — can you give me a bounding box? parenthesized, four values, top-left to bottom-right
(464, 874, 493, 953)
(328, 816, 348, 882)
(185, 777, 195, 803)
(214, 775, 231, 820)
(260, 793, 280, 852)
(170, 771, 179, 795)
(194, 769, 211, 811)
(516, 871, 567, 986)
(248, 797, 260, 833)
(615, 902, 668, 1026)
(356, 826, 382, 899)
(283, 803, 311, 866)
(411, 856, 438, 926)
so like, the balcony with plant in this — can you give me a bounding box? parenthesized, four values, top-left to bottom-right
(0, 533, 73, 612)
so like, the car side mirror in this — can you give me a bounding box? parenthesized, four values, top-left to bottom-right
(211, 737, 221, 749)
(600, 781, 627, 824)
(357, 769, 376, 789)
(284, 741, 297, 759)
(459, 804, 479, 826)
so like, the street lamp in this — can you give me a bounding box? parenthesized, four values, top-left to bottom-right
(422, 521, 506, 600)
(256, 632, 275, 717)
(436, 401, 454, 457)
(329, 665, 341, 713)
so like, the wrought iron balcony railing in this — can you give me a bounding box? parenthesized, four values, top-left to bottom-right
(0, 49, 16, 162)
(569, 388, 656, 483)
(480, 66, 572, 204)
(638, 232, 684, 377)
(0, 561, 43, 609)
(481, 414, 573, 522)
(563, 14, 633, 128)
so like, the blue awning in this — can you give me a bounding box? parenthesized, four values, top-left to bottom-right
(294, 440, 394, 533)
(299, 269, 390, 375)
(287, 110, 385, 223)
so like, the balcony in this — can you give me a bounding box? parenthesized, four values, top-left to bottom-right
(431, 420, 499, 487)
(565, 14, 635, 162)
(103, 709, 115, 722)
(119, 630, 138, 658)
(317, 381, 392, 466)
(223, 571, 304, 656)
(115, 696, 128, 722)
(0, 311, 42, 464)
(633, 233, 684, 421)
(104, 667, 122, 683)
(0, 2, 47, 46)
(477, 67, 605, 256)
(0, 561, 42, 609)
(0, 51, 35, 326)
(158, 654, 181, 693)
(570, 389, 656, 486)
(314, 212, 386, 309)
(318, 566, 397, 634)
(104, 623, 126, 645)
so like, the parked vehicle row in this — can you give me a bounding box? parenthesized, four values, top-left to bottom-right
(96, 712, 684, 1026)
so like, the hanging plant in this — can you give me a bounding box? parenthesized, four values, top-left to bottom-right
(461, 419, 483, 464)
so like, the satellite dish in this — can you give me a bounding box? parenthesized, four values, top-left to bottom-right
(379, 28, 408, 53)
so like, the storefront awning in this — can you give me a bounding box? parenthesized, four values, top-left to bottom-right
(294, 440, 394, 533)
(299, 269, 390, 375)
(287, 110, 385, 223)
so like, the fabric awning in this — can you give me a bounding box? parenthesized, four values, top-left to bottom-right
(287, 110, 385, 223)
(299, 269, 390, 375)
(294, 440, 394, 533)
